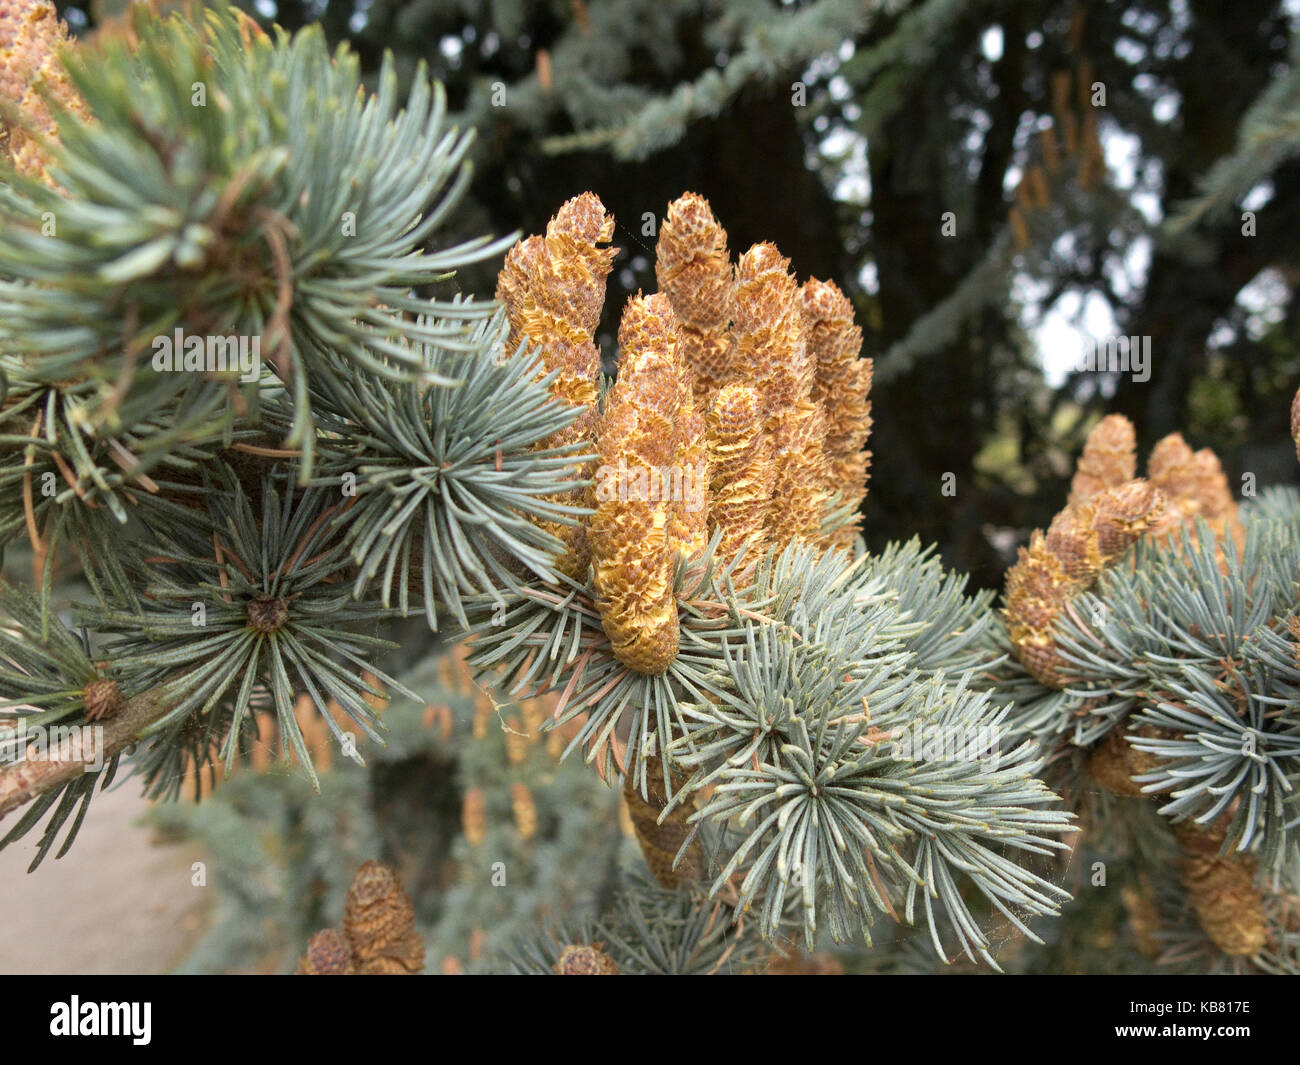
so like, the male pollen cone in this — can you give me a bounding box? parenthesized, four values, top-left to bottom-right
(733, 242, 813, 419)
(1145, 432, 1243, 552)
(801, 277, 872, 549)
(1086, 724, 1166, 798)
(0, 0, 90, 184)
(1173, 820, 1268, 958)
(731, 243, 825, 549)
(1004, 479, 1165, 687)
(1067, 414, 1136, 507)
(705, 382, 773, 577)
(622, 753, 705, 888)
(494, 192, 618, 581)
(588, 293, 693, 675)
(655, 192, 735, 404)
(1291, 384, 1299, 464)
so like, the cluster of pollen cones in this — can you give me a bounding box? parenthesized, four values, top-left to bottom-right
(1003, 413, 1243, 689)
(1006, 394, 1300, 961)
(496, 192, 874, 676)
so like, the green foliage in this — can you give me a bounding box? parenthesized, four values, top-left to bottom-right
(85, 468, 416, 791)
(149, 651, 622, 974)
(309, 311, 592, 630)
(0, 5, 512, 479)
(467, 536, 1071, 966)
(0, 4, 581, 867)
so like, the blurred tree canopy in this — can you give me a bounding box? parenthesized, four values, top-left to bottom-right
(66, 0, 1300, 587)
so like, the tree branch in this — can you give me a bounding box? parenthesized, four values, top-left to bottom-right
(0, 686, 172, 821)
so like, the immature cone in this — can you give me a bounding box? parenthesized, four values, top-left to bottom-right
(1004, 480, 1165, 687)
(295, 928, 354, 975)
(495, 193, 618, 580)
(705, 382, 773, 577)
(82, 677, 124, 722)
(655, 193, 735, 403)
(342, 861, 425, 975)
(588, 294, 695, 674)
(1173, 820, 1268, 958)
(622, 754, 705, 889)
(0, 0, 90, 183)
(801, 278, 873, 549)
(553, 944, 620, 975)
(1068, 414, 1136, 507)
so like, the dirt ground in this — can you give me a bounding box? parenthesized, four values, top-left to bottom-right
(0, 783, 209, 974)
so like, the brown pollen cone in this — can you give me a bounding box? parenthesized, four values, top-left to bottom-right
(1291, 384, 1299, 464)
(765, 951, 846, 975)
(0, 0, 90, 184)
(511, 780, 537, 841)
(733, 243, 813, 420)
(1173, 818, 1268, 958)
(801, 278, 872, 549)
(1002, 531, 1075, 688)
(766, 399, 830, 548)
(672, 392, 710, 562)
(1003, 480, 1165, 687)
(495, 193, 618, 581)
(553, 944, 620, 975)
(295, 928, 354, 975)
(622, 753, 705, 889)
(1145, 433, 1243, 554)
(1068, 414, 1136, 507)
(1086, 724, 1167, 798)
(731, 243, 823, 551)
(1090, 731, 1269, 958)
(588, 293, 691, 675)
(1121, 877, 1163, 958)
(342, 861, 425, 974)
(705, 382, 773, 578)
(462, 785, 487, 846)
(1090, 479, 1166, 563)
(655, 193, 735, 404)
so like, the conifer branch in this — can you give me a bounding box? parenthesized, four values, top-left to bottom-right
(0, 683, 171, 821)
